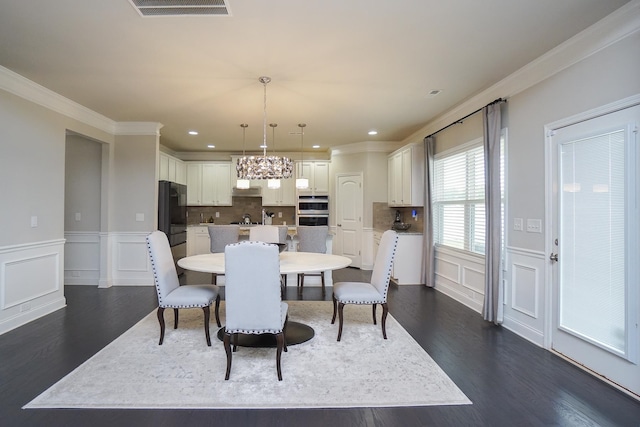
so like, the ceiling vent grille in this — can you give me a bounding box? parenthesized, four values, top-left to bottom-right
(129, 0, 230, 17)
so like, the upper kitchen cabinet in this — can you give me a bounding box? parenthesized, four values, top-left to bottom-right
(159, 152, 186, 185)
(261, 175, 296, 206)
(296, 161, 329, 195)
(186, 162, 232, 206)
(388, 143, 424, 207)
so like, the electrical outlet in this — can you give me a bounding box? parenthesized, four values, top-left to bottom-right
(514, 218, 523, 231)
(526, 219, 542, 233)
(278, 212, 282, 218)
(215, 212, 220, 218)
(135, 213, 144, 222)
(75, 212, 82, 221)
(30, 216, 38, 228)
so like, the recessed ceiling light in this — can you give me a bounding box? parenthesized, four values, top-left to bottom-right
(312, 145, 320, 149)
(427, 90, 442, 98)
(368, 130, 378, 135)
(188, 130, 198, 135)
(207, 144, 215, 149)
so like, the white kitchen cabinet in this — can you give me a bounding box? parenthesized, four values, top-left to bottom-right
(261, 176, 296, 206)
(296, 161, 329, 195)
(186, 162, 232, 206)
(159, 152, 186, 185)
(187, 226, 211, 256)
(374, 230, 424, 285)
(388, 143, 424, 207)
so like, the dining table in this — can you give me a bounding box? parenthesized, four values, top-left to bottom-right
(177, 250, 352, 347)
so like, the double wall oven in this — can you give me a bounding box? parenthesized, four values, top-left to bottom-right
(297, 195, 329, 226)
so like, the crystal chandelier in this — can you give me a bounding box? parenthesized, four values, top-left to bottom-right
(236, 76, 293, 183)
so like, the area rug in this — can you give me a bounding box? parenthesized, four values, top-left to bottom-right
(24, 301, 471, 409)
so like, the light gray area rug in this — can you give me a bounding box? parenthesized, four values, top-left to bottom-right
(25, 301, 471, 409)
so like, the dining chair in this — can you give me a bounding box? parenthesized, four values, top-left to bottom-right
(249, 225, 287, 243)
(146, 230, 221, 346)
(250, 224, 289, 289)
(331, 229, 398, 341)
(223, 241, 289, 380)
(296, 225, 329, 295)
(207, 224, 240, 285)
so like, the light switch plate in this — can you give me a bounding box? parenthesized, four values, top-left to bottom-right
(75, 212, 82, 221)
(30, 216, 38, 227)
(514, 218, 523, 231)
(526, 219, 542, 233)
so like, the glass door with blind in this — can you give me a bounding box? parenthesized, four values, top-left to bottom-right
(549, 104, 639, 396)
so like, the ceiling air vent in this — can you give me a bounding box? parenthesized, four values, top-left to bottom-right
(129, 0, 230, 17)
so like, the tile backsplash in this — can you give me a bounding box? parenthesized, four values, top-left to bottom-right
(373, 202, 423, 233)
(187, 197, 296, 226)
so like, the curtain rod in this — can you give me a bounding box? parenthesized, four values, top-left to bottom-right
(425, 98, 506, 139)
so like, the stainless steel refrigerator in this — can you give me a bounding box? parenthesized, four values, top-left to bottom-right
(158, 180, 187, 275)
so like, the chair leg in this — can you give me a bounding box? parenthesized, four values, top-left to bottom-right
(283, 315, 289, 353)
(298, 273, 304, 295)
(320, 272, 325, 296)
(212, 273, 217, 285)
(381, 302, 389, 340)
(157, 307, 165, 345)
(203, 306, 212, 346)
(372, 303, 377, 325)
(214, 295, 221, 327)
(331, 294, 338, 324)
(223, 332, 233, 380)
(233, 333, 239, 352)
(174, 308, 179, 329)
(337, 302, 345, 342)
(275, 332, 284, 381)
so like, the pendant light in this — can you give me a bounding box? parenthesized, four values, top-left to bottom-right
(236, 123, 250, 189)
(296, 123, 309, 189)
(267, 123, 281, 189)
(236, 76, 293, 182)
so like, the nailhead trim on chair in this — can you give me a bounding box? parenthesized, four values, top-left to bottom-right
(335, 234, 398, 305)
(146, 238, 213, 309)
(225, 328, 284, 334)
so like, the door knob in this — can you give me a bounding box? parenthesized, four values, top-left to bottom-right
(549, 253, 558, 262)
(337, 224, 342, 227)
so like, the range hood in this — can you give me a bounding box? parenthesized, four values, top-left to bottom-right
(232, 186, 262, 197)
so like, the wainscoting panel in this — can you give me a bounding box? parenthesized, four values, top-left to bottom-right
(0, 240, 66, 335)
(64, 232, 100, 285)
(111, 233, 154, 286)
(434, 247, 484, 313)
(502, 246, 546, 346)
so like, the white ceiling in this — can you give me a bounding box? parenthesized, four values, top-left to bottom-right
(0, 0, 629, 154)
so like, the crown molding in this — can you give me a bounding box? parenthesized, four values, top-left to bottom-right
(114, 122, 163, 136)
(0, 65, 116, 134)
(330, 140, 400, 156)
(404, 0, 640, 144)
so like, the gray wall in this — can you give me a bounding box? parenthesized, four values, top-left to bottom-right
(65, 134, 102, 232)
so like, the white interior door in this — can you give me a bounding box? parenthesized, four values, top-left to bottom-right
(549, 104, 639, 397)
(336, 174, 362, 268)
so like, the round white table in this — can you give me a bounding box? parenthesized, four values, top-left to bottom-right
(177, 251, 352, 275)
(177, 251, 352, 346)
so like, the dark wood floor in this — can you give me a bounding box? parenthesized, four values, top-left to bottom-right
(1, 268, 639, 427)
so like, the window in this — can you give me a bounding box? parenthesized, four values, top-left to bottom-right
(433, 135, 505, 255)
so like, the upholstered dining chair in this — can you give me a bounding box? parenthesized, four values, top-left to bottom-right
(223, 241, 289, 381)
(146, 230, 221, 346)
(249, 225, 288, 244)
(296, 225, 329, 295)
(331, 230, 398, 341)
(207, 224, 240, 285)
(250, 224, 289, 288)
